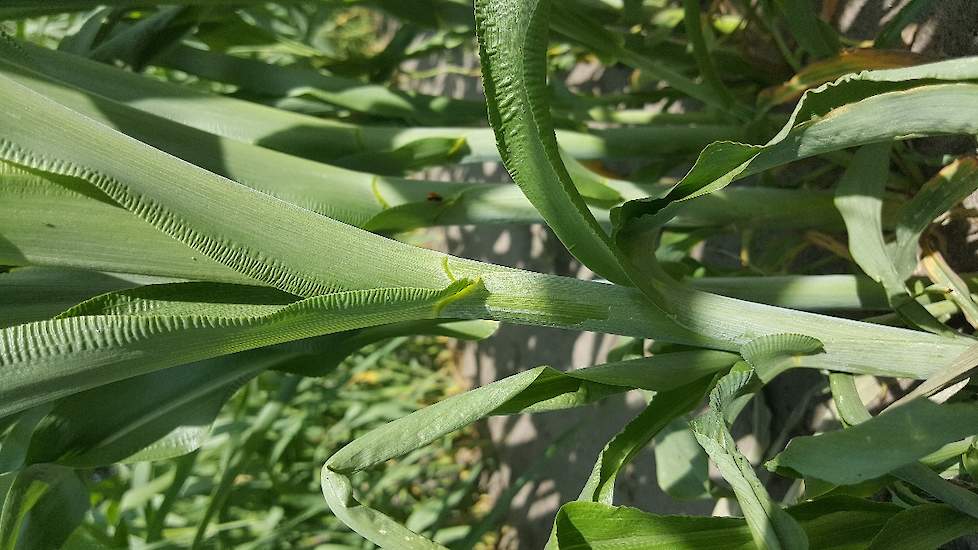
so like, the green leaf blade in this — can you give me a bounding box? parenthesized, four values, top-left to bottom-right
(475, 0, 630, 284)
(769, 399, 978, 485)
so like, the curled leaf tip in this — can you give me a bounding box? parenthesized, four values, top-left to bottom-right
(741, 333, 824, 382)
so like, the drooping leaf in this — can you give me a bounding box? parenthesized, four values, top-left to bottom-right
(768, 398, 978, 485)
(322, 352, 737, 549)
(575, 376, 718, 505)
(830, 373, 978, 519)
(890, 157, 978, 280)
(615, 57, 978, 232)
(834, 143, 900, 287)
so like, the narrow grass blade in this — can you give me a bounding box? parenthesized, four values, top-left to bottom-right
(889, 343, 978, 409)
(681, 0, 736, 108)
(322, 352, 737, 549)
(475, 0, 631, 284)
(690, 370, 809, 550)
(891, 157, 978, 279)
(775, 0, 840, 59)
(157, 44, 486, 125)
(616, 57, 978, 232)
(835, 143, 951, 334)
(875, 0, 935, 49)
(552, 496, 898, 550)
(922, 247, 978, 328)
(575, 377, 717, 506)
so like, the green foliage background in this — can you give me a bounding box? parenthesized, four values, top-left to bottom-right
(3, 1, 978, 549)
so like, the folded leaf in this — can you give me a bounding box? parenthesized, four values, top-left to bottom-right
(475, 0, 631, 285)
(740, 333, 824, 382)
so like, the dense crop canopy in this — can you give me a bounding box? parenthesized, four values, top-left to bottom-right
(2, 1, 978, 549)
